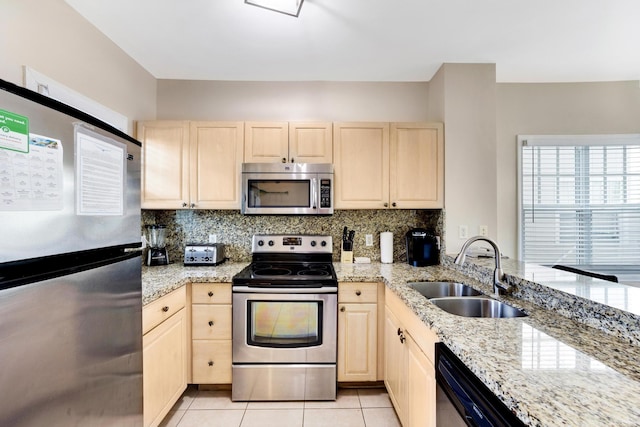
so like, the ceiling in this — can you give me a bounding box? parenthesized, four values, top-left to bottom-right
(65, 0, 640, 83)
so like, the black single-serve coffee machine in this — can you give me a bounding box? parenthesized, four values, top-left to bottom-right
(405, 228, 439, 266)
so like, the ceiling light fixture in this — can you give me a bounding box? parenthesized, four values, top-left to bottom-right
(245, 0, 304, 17)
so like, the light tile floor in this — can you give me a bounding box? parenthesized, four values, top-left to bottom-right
(159, 386, 401, 427)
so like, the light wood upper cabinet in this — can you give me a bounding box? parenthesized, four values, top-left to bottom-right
(289, 122, 333, 163)
(138, 121, 190, 209)
(334, 122, 390, 209)
(190, 122, 244, 209)
(244, 121, 333, 163)
(335, 122, 443, 209)
(137, 121, 243, 209)
(244, 121, 289, 163)
(390, 123, 444, 209)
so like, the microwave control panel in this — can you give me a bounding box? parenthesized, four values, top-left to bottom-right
(320, 179, 332, 208)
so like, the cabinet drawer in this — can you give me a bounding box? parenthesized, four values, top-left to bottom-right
(339, 282, 378, 303)
(192, 283, 231, 304)
(192, 305, 232, 340)
(192, 340, 232, 384)
(143, 287, 186, 335)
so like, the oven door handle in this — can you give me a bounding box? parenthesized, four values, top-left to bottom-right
(232, 285, 338, 294)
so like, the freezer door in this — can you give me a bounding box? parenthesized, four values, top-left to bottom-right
(0, 82, 141, 263)
(0, 255, 142, 426)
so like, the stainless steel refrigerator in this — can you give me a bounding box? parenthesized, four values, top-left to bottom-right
(0, 79, 143, 426)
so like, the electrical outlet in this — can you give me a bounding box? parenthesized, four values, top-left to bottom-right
(479, 225, 488, 237)
(209, 234, 217, 243)
(458, 225, 468, 239)
(365, 234, 373, 246)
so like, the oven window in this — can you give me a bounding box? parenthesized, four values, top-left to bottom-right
(247, 180, 310, 208)
(248, 300, 323, 347)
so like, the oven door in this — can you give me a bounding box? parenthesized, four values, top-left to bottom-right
(242, 172, 320, 215)
(232, 287, 337, 364)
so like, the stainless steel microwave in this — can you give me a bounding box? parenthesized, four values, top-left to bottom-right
(241, 163, 334, 215)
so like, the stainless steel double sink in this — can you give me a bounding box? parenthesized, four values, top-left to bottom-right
(407, 281, 527, 318)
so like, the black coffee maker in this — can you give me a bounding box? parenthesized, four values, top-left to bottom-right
(405, 228, 439, 266)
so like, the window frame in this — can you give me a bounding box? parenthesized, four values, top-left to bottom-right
(516, 134, 640, 269)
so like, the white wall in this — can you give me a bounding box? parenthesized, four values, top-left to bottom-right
(157, 80, 429, 121)
(1, 0, 156, 131)
(429, 64, 498, 254)
(496, 81, 640, 257)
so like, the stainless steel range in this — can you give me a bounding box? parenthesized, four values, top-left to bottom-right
(232, 234, 338, 401)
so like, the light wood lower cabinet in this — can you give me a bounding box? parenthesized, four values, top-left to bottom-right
(337, 282, 384, 382)
(142, 287, 188, 427)
(191, 283, 232, 384)
(384, 290, 437, 427)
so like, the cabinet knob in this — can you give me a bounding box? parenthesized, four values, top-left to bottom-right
(392, 202, 397, 207)
(384, 202, 389, 208)
(182, 202, 188, 208)
(399, 334, 406, 344)
(282, 157, 287, 163)
(397, 328, 402, 336)
(208, 291, 214, 297)
(162, 306, 169, 312)
(355, 290, 361, 296)
(190, 203, 196, 208)
(208, 361, 214, 366)
(291, 158, 294, 163)
(340, 306, 345, 312)
(208, 320, 214, 327)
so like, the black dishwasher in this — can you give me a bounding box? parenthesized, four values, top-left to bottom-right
(436, 344, 526, 427)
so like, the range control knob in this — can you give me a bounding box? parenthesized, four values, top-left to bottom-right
(258, 240, 264, 246)
(268, 240, 275, 246)
(321, 240, 327, 247)
(311, 240, 317, 247)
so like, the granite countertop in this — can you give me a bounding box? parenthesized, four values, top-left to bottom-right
(142, 261, 640, 426)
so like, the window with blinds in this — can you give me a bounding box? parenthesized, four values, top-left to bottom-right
(517, 135, 640, 274)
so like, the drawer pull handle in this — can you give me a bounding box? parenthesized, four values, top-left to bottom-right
(355, 290, 361, 296)
(162, 306, 169, 312)
(208, 291, 214, 297)
(208, 361, 214, 366)
(208, 320, 214, 327)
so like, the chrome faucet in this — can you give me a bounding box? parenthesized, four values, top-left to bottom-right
(454, 236, 512, 295)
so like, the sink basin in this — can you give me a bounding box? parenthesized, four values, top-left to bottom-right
(429, 297, 528, 318)
(408, 281, 483, 299)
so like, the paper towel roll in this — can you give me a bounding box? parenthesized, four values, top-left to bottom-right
(380, 232, 393, 263)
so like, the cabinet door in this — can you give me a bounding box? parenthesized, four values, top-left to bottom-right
(289, 122, 333, 163)
(334, 122, 390, 209)
(338, 303, 377, 382)
(244, 121, 289, 163)
(407, 333, 436, 427)
(190, 122, 244, 209)
(390, 123, 444, 209)
(143, 308, 187, 427)
(384, 306, 408, 424)
(137, 121, 189, 209)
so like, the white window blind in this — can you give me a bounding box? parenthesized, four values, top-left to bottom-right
(518, 135, 640, 273)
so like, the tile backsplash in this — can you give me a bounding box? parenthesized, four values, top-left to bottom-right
(142, 209, 444, 264)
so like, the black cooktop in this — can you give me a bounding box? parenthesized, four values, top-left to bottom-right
(232, 261, 337, 286)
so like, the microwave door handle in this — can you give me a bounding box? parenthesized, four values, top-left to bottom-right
(311, 178, 318, 210)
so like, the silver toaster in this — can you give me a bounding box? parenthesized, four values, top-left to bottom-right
(183, 243, 225, 266)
